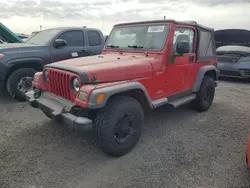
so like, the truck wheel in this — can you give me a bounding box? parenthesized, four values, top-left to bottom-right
(93, 96, 144, 157)
(191, 76, 215, 112)
(6, 68, 36, 101)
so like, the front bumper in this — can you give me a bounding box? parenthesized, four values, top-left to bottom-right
(25, 91, 93, 130)
(218, 63, 250, 78)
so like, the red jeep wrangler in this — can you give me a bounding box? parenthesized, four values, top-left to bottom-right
(26, 20, 219, 157)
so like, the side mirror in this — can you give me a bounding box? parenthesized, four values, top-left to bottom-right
(176, 41, 190, 55)
(53, 39, 67, 48)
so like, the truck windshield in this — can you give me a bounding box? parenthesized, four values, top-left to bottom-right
(25, 29, 61, 45)
(106, 24, 169, 50)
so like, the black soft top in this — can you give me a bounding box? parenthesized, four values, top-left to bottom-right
(114, 19, 214, 32)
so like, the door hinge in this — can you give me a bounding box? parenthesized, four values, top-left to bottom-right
(189, 56, 194, 62)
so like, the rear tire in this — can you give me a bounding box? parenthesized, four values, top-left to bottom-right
(93, 96, 144, 157)
(6, 68, 36, 101)
(191, 76, 215, 112)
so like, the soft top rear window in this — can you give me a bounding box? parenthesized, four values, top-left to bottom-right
(196, 29, 216, 62)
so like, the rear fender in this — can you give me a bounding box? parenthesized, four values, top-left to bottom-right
(192, 65, 218, 92)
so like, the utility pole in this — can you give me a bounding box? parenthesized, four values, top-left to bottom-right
(164, 16, 166, 20)
(101, 16, 104, 32)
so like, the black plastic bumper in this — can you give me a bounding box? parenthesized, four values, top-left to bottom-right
(25, 91, 93, 130)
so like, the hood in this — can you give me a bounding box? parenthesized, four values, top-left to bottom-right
(0, 22, 23, 43)
(216, 45, 250, 54)
(215, 29, 250, 48)
(0, 43, 46, 60)
(216, 45, 250, 64)
(0, 43, 40, 50)
(49, 54, 155, 83)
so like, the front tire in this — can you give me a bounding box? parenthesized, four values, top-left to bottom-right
(191, 76, 215, 112)
(6, 68, 36, 101)
(93, 96, 144, 157)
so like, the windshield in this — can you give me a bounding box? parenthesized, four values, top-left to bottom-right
(106, 24, 169, 50)
(25, 29, 61, 45)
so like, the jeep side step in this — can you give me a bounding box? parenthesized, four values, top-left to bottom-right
(167, 94, 196, 108)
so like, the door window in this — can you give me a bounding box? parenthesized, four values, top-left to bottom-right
(173, 27, 195, 53)
(58, 30, 84, 46)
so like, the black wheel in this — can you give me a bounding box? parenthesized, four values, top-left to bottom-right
(6, 68, 36, 101)
(93, 96, 144, 157)
(191, 76, 215, 112)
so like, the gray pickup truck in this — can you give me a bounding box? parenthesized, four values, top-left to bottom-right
(0, 27, 105, 101)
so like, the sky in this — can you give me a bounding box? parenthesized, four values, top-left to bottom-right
(0, 0, 250, 35)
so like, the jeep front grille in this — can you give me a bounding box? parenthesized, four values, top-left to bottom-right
(48, 69, 71, 100)
(239, 69, 250, 77)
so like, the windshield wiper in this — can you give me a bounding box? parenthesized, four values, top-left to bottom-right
(106, 45, 119, 48)
(128, 45, 148, 56)
(128, 45, 143, 48)
(106, 45, 122, 54)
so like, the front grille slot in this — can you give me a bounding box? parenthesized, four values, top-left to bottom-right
(239, 69, 250, 77)
(48, 70, 71, 100)
(219, 70, 241, 77)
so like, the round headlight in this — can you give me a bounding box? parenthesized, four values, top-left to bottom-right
(72, 77, 80, 92)
(44, 70, 49, 82)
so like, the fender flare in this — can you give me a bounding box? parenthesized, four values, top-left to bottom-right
(88, 82, 153, 109)
(192, 65, 218, 92)
(6, 57, 44, 68)
(3, 57, 44, 82)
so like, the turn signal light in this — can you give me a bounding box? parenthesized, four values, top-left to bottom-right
(96, 94, 105, 103)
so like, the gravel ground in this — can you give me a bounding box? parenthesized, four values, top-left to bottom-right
(1, 79, 250, 188)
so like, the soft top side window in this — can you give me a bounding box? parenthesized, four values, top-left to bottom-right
(197, 29, 216, 61)
(173, 27, 195, 54)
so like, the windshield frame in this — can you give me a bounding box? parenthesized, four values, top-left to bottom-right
(25, 28, 62, 45)
(105, 23, 170, 52)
